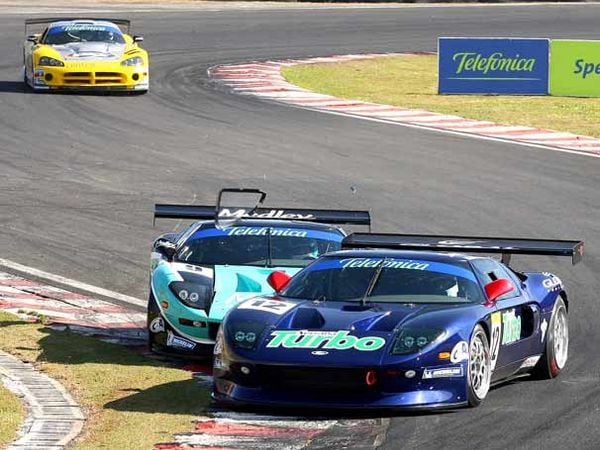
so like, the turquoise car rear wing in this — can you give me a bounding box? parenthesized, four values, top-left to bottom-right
(342, 233, 584, 265)
(154, 204, 371, 226)
(155, 188, 371, 228)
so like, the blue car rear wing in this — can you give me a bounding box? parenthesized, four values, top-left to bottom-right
(154, 205, 371, 226)
(342, 233, 584, 265)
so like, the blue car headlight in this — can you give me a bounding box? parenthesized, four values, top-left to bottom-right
(38, 56, 64, 67)
(226, 320, 266, 351)
(168, 281, 211, 309)
(391, 328, 445, 355)
(121, 56, 144, 67)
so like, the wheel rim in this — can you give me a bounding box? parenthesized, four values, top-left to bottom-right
(470, 331, 491, 400)
(553, 305, 569, 369)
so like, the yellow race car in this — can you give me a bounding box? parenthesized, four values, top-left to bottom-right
(23, 18, 149, 93)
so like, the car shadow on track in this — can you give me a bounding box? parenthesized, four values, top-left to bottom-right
(0, 81, 29, 93)
(0, 81, 145, 96)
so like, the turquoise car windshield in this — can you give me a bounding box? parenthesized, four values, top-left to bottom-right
(176, 227, 342, 268)
(281, 256, 484, 303)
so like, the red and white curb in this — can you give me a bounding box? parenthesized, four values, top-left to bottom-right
(0, 350, 84, 450)
(0, 271, 146, 342)
(209, 53, 600, 158)
(155, 414, 390, 450)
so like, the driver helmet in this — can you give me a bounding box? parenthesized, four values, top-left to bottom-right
(287, 239, 319, 260)
(429, 275, 459, 297)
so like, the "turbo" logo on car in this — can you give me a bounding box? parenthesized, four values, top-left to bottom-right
(266, 330, 386, 351)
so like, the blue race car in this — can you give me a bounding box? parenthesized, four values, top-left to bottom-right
(213, 232, 583, 409)
(147, 189, 370, 357)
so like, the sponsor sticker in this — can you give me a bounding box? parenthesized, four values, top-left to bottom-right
(422, 366, 464, 379)
(501, 309, 522, 345)
(266, 330, 386, 352)
(540, 319, 548, 343)
(149, 317, 165, 333)
(490, 312, 502, 371)
(237, 299, 296, 315)
(63, 25, 107, 31)
(339, 257, 429, 270)
(520, 355, 541, 369)
(166, 331, 196, 350)
(450, 341, 469, 363)
(218, 208, 316, 221)
(227, 227, 308, 238)
(542, 274, 562, 292)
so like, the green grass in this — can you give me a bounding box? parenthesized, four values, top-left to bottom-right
(282, 55, 600, 138)
(0, 312, 210, 449)
(0, 382, 24, 449)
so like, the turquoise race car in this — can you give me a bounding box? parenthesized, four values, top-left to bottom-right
(147, 189, 371, 357)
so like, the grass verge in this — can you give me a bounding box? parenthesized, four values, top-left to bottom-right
(0, 381, 24, 449)
(282, 55, 600, 138)
(0, 312, 210, 449)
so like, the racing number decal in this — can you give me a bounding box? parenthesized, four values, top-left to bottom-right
(490, 312, 502, 371)
(237, 299, 296, 315)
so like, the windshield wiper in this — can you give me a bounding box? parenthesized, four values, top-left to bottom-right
(360, 257, 388, 306)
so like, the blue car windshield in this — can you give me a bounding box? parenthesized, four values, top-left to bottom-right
(281, 256, 485, 303)
(175, 227, 342, 268)
(43, 25, 125, 44)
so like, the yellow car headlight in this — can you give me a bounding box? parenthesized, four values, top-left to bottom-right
(121, 56, 144, 67)
(38, 56, 64, 67)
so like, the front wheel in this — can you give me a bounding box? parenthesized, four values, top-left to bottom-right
(22, 66, 30, 91)
(467, 324, 492, 407)
(533, 297, 568, 379)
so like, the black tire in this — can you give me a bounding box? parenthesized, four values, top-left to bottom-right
(467, 324, 492, 407)
(23, 67, 30, 92)
(533, 297, 568, 379)
(146, 292, 160, 352)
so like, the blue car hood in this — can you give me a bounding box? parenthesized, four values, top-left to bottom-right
(236, 299, 471, 366)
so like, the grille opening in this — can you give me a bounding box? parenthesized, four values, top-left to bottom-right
(258, 366, 377, 392)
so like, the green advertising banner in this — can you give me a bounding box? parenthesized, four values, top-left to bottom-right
(550, 40, 600, 97)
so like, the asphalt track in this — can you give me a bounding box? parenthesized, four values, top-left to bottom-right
(0, 3, 599, 449)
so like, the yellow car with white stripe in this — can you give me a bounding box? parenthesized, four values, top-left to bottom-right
(23, 18, 149, 93)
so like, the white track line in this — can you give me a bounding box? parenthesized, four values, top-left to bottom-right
(0, 258, 145, 308)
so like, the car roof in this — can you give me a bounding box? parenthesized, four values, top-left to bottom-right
(324, 249, 481, 264)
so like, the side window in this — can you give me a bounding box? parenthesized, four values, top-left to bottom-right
(471, 259, 519, 300)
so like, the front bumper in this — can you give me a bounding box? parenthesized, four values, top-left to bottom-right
(147, 291, 217, 358)
(213, 355, 470, 409)
(31, 64, 149, 91)
(212, 380, 467, 410)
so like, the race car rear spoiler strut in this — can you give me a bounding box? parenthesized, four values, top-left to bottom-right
(25, 18, 131, 34)
(154, 205, 371, 226)
(342, 233, 584, 265)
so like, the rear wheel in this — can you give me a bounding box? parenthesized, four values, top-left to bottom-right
(533, 297, 568, 379)
(467, 324, 491, 407)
